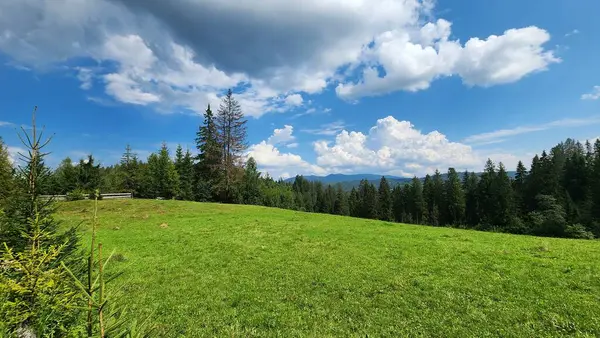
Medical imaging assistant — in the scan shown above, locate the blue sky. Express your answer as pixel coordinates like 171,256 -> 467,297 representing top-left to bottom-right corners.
0,0 -> 599,179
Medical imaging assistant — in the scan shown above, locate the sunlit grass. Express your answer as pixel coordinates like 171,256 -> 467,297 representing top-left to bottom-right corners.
56,199 -> 600,337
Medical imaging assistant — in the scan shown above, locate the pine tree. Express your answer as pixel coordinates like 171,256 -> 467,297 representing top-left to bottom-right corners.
513,160 -> 528,216
52,157 -> 78,194
174,146 -> 195,201
358,179 -> 378,219
462,171 -> 479,227
0,137 -> 14,203
242,157 -> 261,205
495,162 -> 514,229
562,143 -> 592,225
478,159 -> 497,228
422,174 -> 434,225
391,185 -> 404,222
78,154 -> 101,192
148,143 -> 180,199
348,187 -> 359,217
444,168 -> 465,225
377,177 -> 392,221
195,104 -> 222,201
323,184 -> 336,214
0,108 -> 82,335
410,177 -> 425,224
432,170 -> 445,224
120,144 -> 140,196
215,90 -> 248,202
592,139 -> 600,225
333,184 -> 349,216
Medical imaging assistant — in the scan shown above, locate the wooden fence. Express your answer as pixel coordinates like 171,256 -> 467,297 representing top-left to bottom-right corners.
40,192 -> 133,201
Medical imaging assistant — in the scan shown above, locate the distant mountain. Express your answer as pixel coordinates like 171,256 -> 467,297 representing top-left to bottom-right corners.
285,172 -> 516,191
284,173 -> 403,184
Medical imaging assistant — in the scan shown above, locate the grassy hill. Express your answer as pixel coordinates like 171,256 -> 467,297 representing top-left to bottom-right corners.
56,199 -> 600,337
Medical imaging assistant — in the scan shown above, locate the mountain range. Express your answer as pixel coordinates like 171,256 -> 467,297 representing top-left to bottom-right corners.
284,172 -> 516,191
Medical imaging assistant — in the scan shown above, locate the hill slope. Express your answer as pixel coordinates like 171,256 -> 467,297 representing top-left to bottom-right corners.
57,199 -> 600,337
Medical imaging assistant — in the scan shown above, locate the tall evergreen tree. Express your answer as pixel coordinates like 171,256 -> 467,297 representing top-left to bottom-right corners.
120,144 -> 140,196
377,177 -> 392,221
422,174 -> 434,225
463,171 -> 479,227
333,184 -> 349,216
348,187 -> 359,217
77,154 -> 101,192
52,157 -> 78,194
444,168 -> 465,225
410,177 -> 425,224
0,137 -> 14,203
215,90 -> 248,202
495,162 -> 515,229
391,185 -> 404,223
242,157 -> 261,205
195,104 -> 222,201
432,170 -> 445,225
174,145 -> 195,201
513,160 -> 528,216
358,179 -> 378,219
147,143 -> 180,199
477,159 -> 497,228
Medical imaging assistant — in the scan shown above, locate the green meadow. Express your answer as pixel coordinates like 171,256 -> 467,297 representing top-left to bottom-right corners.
57,199 -> 600,337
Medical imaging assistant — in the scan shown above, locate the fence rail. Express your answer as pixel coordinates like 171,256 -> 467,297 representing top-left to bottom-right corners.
39,193 -> 133,201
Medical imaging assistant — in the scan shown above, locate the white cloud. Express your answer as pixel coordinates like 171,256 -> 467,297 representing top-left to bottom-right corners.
313,116 -> 493,176
6,146 -> 26,164
246,141 -> 325,179
284,94 -> 303,106
301,120 -> 347,136
0,121 -> 15,127
0,0 -> 558,114
286,143 -> 299,149
267,125 -> 296,146
76,67 -> 93,90
565,29 -> 579,37
464,116 -> 600,145
337,23 -> 559,99
582,86 -> 600,100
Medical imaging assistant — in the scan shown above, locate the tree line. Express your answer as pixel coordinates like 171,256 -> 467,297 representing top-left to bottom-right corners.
2,93 -> 600,240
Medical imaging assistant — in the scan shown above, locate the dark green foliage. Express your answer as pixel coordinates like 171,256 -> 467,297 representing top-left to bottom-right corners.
175,145 -> 195,201
148,143 -> 180,199
0,109 -> 83,336
242,157 -> 261,205
0,137 -> 14,204
333,184 -> 349,216
195,104 -> 223,202
120,144 -> 141,196
77,154 -> 101,192
357,179 -> 378,219
444,168 -> 465,225
377,176 -> 392,221
463,171 -> 479,227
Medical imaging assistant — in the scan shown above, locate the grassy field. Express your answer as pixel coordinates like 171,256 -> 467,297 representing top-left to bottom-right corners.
56,199 -> 600,337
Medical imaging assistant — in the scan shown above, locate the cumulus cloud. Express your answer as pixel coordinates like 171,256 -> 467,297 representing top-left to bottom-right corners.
337,22 -> 559,99
247,141 -> 325,179
313,116 -> 492,176
267,125 -> 296,146
581,86 -> 600,100
284,94 -> 303,106
0,0 -> 558,114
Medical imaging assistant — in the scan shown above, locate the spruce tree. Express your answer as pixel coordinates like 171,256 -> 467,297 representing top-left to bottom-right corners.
422,174 -> 434,225
513,161 -> 528,216
391,185 -> 404,222
77,154 -> 101,192
444,168 -> 465,225
463,171 -> 479,227
358,179 -> 378,219
0,137 -> 14,203
348,187 -> 359,217
195,104 -> 222,201
215,90 -> 248,202
120,144 -> 140,196
242,157 -> 261,205
477,159 -> 497,228
324,184 -> 336,214
377,176 -> 392,221
52,157 -> 78,194
495,162 -> 515,229
148,143 -> 180,199
333,184 -> 349,216
432,170 -> 445,224
174,146 -> 195,201
410,177 -> 425,224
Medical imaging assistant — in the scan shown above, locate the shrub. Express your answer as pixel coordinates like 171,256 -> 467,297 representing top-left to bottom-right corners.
66,188 -> 86,201
565,224 -> 595,240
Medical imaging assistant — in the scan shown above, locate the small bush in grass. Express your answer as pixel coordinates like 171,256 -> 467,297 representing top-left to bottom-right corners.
565,224 -> 595,240
66,188 -> 86,201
